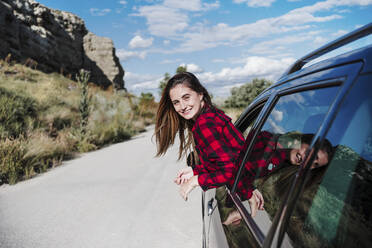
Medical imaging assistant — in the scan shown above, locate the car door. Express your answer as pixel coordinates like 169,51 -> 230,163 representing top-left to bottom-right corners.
202,102 -> 266,248
205,61 -> 364,248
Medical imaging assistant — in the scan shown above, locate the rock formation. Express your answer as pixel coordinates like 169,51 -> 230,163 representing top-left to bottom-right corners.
0,0 -> 125,89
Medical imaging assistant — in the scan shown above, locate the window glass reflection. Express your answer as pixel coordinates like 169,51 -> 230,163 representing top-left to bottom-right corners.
289,76 -> 372,248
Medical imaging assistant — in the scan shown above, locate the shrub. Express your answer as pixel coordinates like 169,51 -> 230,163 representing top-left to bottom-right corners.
138,92 -> 157,119
224,78 -> 272,109
0,87 -> 38,138
0,138 -> 27,184
76,69 -> 91,132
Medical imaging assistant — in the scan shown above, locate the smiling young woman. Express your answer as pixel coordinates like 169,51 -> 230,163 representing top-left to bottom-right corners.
154,72 -> 264,214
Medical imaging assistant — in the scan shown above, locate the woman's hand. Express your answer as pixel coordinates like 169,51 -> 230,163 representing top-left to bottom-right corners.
179,175 -> 199,201
174,167 -> 193,185
248,189 -> 265,217
222,210 -> 242,226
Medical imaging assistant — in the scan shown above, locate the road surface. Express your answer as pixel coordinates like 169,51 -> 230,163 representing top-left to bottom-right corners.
0,127 -> 202,248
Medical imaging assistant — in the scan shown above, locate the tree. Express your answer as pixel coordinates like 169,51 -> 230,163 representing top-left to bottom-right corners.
176,65 -> 187,73
158,65 -> 187,96
224,78 -> 272,109
158,72 -> 170,96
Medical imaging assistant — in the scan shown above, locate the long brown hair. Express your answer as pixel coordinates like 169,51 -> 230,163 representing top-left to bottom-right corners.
155,72 -> 212,159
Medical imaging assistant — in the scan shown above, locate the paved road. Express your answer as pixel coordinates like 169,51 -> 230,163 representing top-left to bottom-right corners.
0,127 -> 202,248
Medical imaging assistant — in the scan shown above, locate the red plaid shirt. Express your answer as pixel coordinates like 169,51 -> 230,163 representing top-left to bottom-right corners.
192,106 -> 245,191
236,131 -> 288,200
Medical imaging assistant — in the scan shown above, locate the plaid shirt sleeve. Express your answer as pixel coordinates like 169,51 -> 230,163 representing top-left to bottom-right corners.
236,131 -> 287,200
193,163 -> 209,175
193,114 -> 244,191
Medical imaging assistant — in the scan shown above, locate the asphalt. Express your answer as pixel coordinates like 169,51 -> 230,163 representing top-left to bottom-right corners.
0,127 -> 202,248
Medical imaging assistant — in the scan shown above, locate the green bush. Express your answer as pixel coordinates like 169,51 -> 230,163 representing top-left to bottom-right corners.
0,87 -> 38,138
224,78 -> 272,109
89,114 -> 134,147
0,138 -> 27,184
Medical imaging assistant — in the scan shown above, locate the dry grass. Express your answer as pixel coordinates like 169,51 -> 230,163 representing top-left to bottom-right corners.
221,107 -> 244,123
0,59 -> 156,184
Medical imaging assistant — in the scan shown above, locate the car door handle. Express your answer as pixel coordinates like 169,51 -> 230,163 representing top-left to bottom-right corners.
207,198 -> 216,216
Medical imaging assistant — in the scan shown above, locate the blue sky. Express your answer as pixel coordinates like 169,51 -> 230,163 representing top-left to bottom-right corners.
36,0 -> 372,97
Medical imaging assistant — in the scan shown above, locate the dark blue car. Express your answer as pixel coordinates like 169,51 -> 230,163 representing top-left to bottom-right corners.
203,23 -> 372,248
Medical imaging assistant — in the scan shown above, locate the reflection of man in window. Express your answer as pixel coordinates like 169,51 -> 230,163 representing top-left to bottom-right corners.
236,131 -> 333,202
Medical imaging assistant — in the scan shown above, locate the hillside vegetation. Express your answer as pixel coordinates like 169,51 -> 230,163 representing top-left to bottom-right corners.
0,59 -> 157,185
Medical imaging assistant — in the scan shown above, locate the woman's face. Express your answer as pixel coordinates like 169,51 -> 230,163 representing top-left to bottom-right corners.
289,143 -> 329,169
169,83 -> 204,120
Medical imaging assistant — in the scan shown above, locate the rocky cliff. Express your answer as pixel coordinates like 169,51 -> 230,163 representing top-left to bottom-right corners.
0,0 -> 125,89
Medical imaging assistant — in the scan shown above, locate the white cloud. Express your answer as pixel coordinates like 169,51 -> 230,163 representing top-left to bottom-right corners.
314,36 -> 328,44
337,9 -> 352,13
163,40 -> 170,45
289,0 -> 372,14
249,36 -> 306,54
164,0 -> 202,11
90,8 -> 111,16
180,63 -> 204,73
117,49 -> 147,61
125,72 -> 164,97
198,56 -> 295,88
272,110 -> 283,122
176,20 -> 312,53
133,5 -> 189,37
268,118 -> 285,133
163,0 -> 220,11
332,29 -> 348,37
133,0 -> 219,38
202,1 -> 220,11
129,35 -> 154,49
118,1 -> 127,5
233,0 -> 247,3
248,31 -> 321,55
233,0 -> 276,7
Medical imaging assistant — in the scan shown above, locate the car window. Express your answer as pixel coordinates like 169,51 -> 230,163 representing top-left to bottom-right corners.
228,85 -> 340,240
286,75 -> 372,248
234,103 -> 266,138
